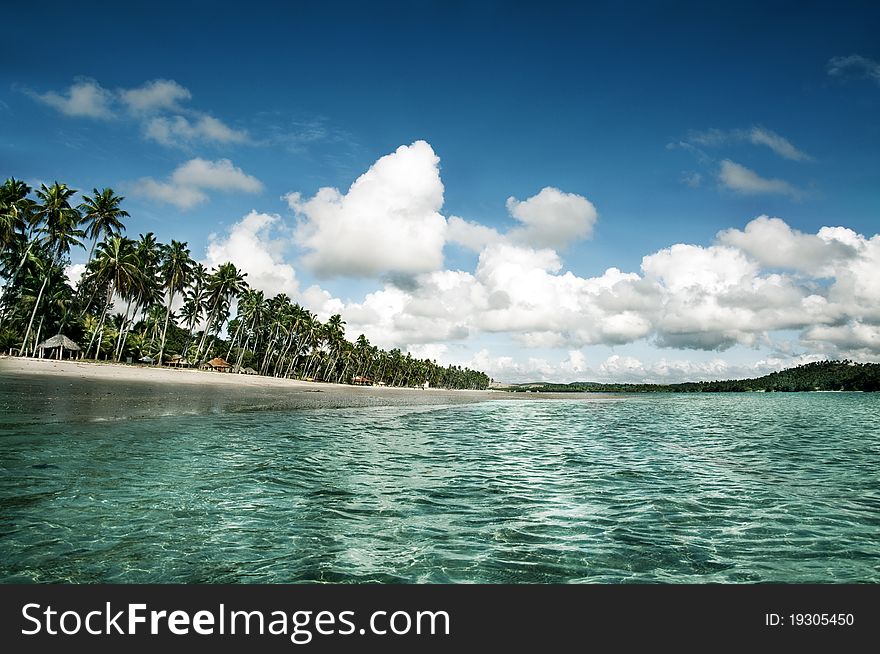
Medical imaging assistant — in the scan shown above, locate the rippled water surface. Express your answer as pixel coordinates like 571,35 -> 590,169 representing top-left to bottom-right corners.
1,390 -> 878,583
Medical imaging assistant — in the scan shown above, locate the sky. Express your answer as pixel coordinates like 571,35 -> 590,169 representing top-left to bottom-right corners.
2,0 -> 879,383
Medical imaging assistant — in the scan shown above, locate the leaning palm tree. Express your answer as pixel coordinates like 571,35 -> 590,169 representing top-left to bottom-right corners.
20,183 -> 84,354
156,240 -> 194,365
0,178 -> 34,262
194,262 -> 247,362
79,188 -> 129,266
84,235 -> 139,359
227,288 -> 264,366
323,313 -> 346,382
114,233 -> 161,360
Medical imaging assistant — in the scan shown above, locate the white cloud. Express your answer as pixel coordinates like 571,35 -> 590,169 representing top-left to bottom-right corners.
406,343 -> 449,361
119,79 -> 191,113
64,263 -> 87,287
718,159 -> 800,198
288,140 -> 447,278
466,349 -> 558,382
746,127 -> 812,162
28,78 -> 115,119
560,350 -> 587,374
684,126 -> 812,161
718,215 -> 856,273
827,54 -> 880,83
144,115 -> 248,146
133,158 -> 263,209
506,187 -> 597,249
26,77 -> 247,148
446,215 -> 505,252
204,211 -> 299,297
307,208 -> 880,362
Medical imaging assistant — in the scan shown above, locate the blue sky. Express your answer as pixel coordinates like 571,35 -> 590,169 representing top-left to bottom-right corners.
2,1 -> 879,382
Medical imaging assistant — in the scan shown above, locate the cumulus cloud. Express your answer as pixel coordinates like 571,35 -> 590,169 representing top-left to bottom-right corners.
446,215 -> 505,252
718,160 -> 800,198
827,54 -> 880,84
133,158 -> 263,209
119,79 -> 191,113
506,187 -> 597,249
717,215 -> 856,273
288,140 -> 447,278
204,211 -> 299,297
301,206 -> 879,364
27,78 -> 115,119
802,322 -> 880,352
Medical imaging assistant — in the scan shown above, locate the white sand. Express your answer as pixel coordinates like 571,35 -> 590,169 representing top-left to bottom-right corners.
0,356 -> 611,422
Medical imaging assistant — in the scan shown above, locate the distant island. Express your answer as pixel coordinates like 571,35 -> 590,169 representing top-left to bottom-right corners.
504,361 -> 880,393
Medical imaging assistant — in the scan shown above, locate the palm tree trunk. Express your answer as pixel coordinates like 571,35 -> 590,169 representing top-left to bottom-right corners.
156,290 -> 175,365
114,296 -> 134,361
259,324 -> 279,374
19,274 -> 49,356
32,315 -> 46,357
88,283 -> 114,359
195,299 -> 219,363
225,317 -> 244,363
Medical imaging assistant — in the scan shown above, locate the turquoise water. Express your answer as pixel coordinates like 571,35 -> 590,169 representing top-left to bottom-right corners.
1,388 -> 878,583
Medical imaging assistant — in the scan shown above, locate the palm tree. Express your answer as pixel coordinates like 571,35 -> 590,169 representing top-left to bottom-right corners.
323,314 -> 346,382
226,288 -> 264,366
156,240 -> 194,365
20,183 -> 84,354
195,262 -> 247,362
114,233 -> 161,360
84,235 -> 139,359
79,188 -> 129,265
0,178 -> 34,262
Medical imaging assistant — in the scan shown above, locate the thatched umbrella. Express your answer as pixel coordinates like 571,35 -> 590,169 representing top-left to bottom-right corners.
36,334 -> 81,360
168,354 -> 191,367
207,357 -> 232,372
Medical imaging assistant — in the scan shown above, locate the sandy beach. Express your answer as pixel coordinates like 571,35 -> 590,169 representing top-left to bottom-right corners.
0,356 -> 603,423
0,356 -> 504,421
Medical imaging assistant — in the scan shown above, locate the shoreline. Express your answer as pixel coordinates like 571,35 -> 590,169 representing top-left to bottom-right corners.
0,356 -> 613,423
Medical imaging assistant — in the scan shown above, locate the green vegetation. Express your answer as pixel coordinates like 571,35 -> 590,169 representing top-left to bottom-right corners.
0,177 -> 490,389
509,361 -> 880,393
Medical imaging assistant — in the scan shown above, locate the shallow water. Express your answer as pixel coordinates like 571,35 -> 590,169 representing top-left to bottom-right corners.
1,387 -> 878,583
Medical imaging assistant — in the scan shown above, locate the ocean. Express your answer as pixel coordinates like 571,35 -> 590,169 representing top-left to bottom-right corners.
1,381 -> 878,583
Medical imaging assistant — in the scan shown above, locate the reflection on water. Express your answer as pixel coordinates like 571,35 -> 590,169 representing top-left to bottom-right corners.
0,386 -> 878,583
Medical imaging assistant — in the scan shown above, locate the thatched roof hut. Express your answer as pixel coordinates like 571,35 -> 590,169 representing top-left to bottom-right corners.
351,376 -> 373,386
37,334 -> 81,359
37,334 -> 81,351
167,354 -> 191,367
206,357 -> 232,372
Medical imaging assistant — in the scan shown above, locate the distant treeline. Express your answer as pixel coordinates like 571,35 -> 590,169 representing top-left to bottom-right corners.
509,361 -> 880,393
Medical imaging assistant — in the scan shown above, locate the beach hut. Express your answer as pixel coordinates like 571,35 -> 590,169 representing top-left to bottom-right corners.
351,376 -> 373,386
206,357 -> 232,372
167,354 -> 191,368
242,367 -> 259,375
138,356 -> 155,364
36,334 -> 81,360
